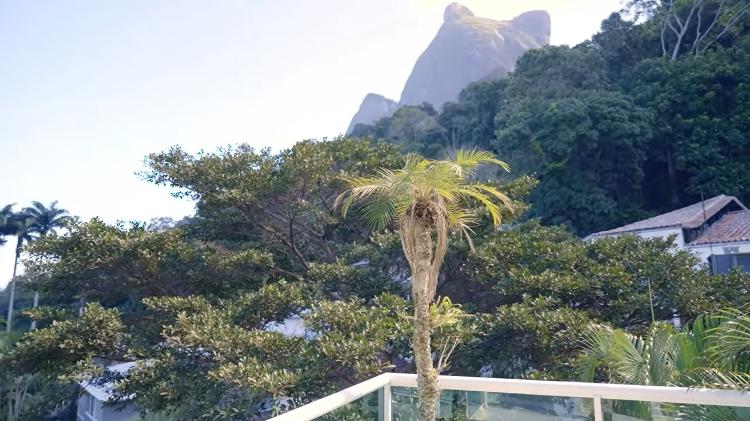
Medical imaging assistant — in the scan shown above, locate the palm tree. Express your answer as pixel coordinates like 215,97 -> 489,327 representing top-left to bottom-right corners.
4,213 -> 35,333
0,204 -> 16,246
22,201 -> 71,238
21,201 -> 70,330
578,314 -> 750,419
336,150 -> 512,420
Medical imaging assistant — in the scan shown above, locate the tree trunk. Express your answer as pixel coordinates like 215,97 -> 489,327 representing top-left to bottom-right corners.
404,217 -> 440,421
5,239 -> 21,333
30,293 -> 39,330
414,276 -> 439,420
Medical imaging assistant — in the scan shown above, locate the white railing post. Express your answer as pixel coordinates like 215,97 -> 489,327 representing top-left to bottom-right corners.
378,382 -> 392,421
593,395 -> 603,421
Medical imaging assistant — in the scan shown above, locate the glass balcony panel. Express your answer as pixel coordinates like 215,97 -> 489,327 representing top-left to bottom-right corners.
602,399 -> 750,420
313,389 -> 381,420
392,386 -> 594,420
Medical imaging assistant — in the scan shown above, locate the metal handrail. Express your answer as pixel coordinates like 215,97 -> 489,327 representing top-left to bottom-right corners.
268,373 -> 391,421
268,373 -> 750,421
391,374 -> 750,407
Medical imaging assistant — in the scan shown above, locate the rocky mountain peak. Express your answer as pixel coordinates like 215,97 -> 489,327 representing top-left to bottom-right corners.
444,3 -> 474,23
346,93 -> 399,134
346,5 -> 551,133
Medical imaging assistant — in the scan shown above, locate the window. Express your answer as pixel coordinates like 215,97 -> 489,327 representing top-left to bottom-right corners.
710,253 -> 750,274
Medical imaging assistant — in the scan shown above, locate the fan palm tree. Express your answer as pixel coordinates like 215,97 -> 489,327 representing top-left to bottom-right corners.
336,150 -> 512,420
21,201 -> 70,330
578,314 -> 750,419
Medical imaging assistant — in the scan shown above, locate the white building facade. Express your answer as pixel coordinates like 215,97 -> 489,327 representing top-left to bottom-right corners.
77,362 -> 138,421
587,195 -> 750,274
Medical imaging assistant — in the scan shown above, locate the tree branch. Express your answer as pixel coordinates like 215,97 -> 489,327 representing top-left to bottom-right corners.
701,1 -> 750,53
694,0 -> 726,54
671,0 -> 701,59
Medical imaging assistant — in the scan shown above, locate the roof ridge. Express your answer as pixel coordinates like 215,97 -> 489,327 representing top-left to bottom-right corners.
588,194 -> 744,238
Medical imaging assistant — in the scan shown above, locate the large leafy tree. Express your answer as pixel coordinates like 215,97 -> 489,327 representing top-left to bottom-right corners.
143,138 -> 403,273
494,45 -> 653,234
114,287 -> 415,419
1,303 -> 124,421
337,150 -> 512,420
625,40 -> 750,210
438,78 -> 508,154
24,219 -> 275,307
467,221 -> 750,327
453,298 -> 592,380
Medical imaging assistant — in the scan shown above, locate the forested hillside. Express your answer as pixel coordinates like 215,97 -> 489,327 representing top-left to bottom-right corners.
351,1 -> 750,234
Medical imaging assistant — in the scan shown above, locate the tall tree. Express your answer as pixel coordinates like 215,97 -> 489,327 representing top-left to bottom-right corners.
0,205 -> 14,247
21,201 -> 70,330
626,0 -> 750,59
4,213 -> 35,333
337,150 -> 512,420
24,219 -> 275,306
144,138 -> 403,273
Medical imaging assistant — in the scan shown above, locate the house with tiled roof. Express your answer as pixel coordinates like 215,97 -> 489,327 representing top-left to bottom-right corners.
587,195 -> 750,274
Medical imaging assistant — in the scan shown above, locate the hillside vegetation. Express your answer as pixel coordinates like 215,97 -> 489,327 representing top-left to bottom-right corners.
352,1 -> 750,235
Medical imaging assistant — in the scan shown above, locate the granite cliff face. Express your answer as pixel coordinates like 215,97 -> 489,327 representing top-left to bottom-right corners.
346,93 -> 400,134
400,4 -> 550,106
346,3 -> 550,133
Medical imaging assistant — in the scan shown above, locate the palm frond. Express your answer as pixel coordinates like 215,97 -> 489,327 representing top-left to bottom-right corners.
708,309 -> 750,370
578,324 -> 615,381
678,403 -> 742,421
337,149 -> 512,242
455,188 -> 503,226
360,196 -> 396,231
646,322 -> 681,385
335,176 -> 389,217
679,368 -> 750,390
445,149 -> 511,178
609,329 -> 651,385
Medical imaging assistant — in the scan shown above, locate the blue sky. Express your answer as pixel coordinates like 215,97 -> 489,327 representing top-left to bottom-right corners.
0,0 -> 621,287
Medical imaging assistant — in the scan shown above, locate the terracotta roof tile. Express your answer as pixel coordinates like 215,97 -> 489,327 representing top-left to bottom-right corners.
690,210 -> 750,245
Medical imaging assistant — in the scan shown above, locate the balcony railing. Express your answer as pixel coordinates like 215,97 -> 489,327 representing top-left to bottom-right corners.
268,373 -> 750,420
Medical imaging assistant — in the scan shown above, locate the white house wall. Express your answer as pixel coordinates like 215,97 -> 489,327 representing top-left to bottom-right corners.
632,227 -> 686,247
77,393 -> 138,421
597,227 -> 684,247
687,241 -> 750,263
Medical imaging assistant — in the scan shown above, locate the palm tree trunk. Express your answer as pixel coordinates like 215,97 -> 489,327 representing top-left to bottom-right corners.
5,239 -> 21,333
407,219 -> 440,421
413,282 -> 439,420
30,292 -> 39,330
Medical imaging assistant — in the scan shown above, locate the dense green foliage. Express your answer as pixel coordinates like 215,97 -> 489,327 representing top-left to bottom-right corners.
352,2 -> 750,235
3,4 -> 750,419
5,137 -> 750,420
